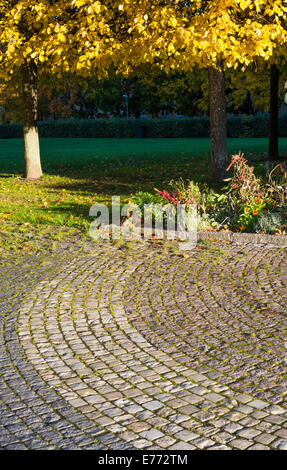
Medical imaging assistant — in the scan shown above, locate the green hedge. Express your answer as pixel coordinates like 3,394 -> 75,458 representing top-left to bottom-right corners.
1,114 -> 287,138
0,122 -> 22,138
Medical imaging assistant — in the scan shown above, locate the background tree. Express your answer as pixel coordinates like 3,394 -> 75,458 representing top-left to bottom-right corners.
269,64 -> 280,161
208,63 -> 229,181
127,0 -> 287,180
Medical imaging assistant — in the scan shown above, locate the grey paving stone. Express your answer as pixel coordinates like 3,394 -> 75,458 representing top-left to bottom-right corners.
174,430 -> 198,442
192,437 -> 216,449
249,400 -> 269,410
143,400 -> 164,411
169,442 -> 196,450
223,422 -> 243,433
140,429 -> 164,440
230,438 -> 253,450
272,439 -> 287,450
248,444 -> 270,450
237,428 -> 261,439
254,433 -> 276,445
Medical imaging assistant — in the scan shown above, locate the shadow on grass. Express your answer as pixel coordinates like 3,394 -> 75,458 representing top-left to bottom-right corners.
45,162 -> 213,197
45,178 -> 133,197
41,201 -> 97,220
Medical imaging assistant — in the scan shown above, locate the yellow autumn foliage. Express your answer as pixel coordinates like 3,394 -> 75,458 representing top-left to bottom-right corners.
0,1 -> 286,80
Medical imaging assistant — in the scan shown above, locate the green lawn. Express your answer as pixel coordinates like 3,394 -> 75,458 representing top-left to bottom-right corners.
1,137 -> 287,175
0,137 -> 286,254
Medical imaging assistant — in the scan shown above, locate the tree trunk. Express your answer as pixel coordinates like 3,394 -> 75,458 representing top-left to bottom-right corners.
268,64 -> 279,162
208,64 -> 229,183
22,60 -> 42,180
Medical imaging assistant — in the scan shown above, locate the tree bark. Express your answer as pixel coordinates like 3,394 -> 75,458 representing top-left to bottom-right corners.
208,64 -> 229,183
268,64 -> 279,162
21,60 -> 42,180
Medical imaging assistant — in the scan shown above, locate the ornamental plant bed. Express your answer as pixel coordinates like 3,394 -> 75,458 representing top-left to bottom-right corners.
132,154 -> 287,236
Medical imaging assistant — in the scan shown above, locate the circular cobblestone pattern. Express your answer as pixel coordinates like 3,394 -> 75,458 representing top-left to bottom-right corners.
0,240 -> 287,450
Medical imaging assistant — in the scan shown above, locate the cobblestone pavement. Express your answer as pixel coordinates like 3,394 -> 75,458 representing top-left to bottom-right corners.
0,240 -> 287,450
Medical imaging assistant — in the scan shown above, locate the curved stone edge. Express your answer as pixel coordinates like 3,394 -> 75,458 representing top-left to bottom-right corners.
197,231 -> 287,246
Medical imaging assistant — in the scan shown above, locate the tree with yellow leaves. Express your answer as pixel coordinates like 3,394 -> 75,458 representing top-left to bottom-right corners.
0,1 -> 124,179
122,0 -> 287,180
